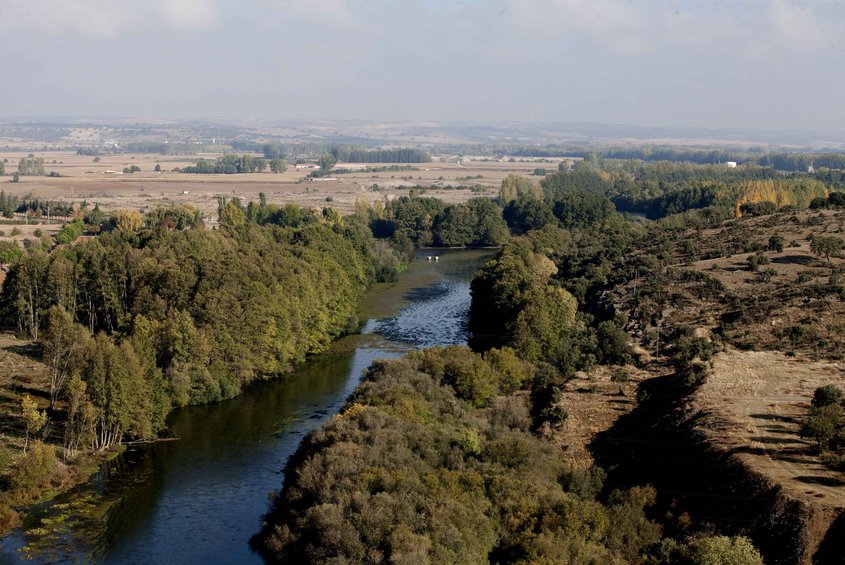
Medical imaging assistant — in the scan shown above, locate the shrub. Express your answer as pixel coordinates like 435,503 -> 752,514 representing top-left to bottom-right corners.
459,428 -> 481,456
489,396 -> 531,431
255,351 -> 664,564
55,219 -> 84,244
672,330 -> 714,370
0,241 -> 22,264
540,404 -> 568,427
756,268 -> 777,282
597,319 -> 633,364
812,384 -> 844,408
442,353 -> 499,408
10,441 -> 57,491
611,369 -> 630,383
484,347 -> 533,394
802,404 -> 844,451
740,201 -> 777,216
688,535 -> 764,565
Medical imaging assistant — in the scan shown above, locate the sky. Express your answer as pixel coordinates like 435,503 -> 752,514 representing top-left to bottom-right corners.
1,0 -> 844,130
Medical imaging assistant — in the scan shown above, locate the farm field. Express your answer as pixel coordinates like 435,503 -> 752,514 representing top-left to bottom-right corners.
0,151 -> 555,217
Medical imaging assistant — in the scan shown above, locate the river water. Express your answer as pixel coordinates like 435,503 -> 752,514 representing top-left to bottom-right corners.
0,249 -> 493,564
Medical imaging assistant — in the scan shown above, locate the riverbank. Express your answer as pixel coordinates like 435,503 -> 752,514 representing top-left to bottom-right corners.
0,332 -> 118,533
0,248 -> 493,563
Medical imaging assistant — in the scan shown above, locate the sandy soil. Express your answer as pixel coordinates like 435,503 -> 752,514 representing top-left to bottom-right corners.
694,350 -> 845,506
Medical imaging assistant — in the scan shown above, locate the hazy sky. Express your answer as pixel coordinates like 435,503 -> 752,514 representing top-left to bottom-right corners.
2,0 -> 844,130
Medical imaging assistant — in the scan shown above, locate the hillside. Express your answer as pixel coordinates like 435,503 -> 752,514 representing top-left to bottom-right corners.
595,208 -> 845,564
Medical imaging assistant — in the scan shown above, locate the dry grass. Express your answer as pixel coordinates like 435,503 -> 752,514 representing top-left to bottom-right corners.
615,209 -> 845,359
693,349 -> 845,506
546,364 -> 656,469
0,332 -> 51,458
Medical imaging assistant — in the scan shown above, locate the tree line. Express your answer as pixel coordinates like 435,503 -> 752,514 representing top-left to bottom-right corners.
328,144 -> 431,163
17,157 -> 46,176
0,204 -> 385,456
370,195 -> 509,248
0,192 -> 75,219
534,160 -> 834,221
126,142 -> 233,154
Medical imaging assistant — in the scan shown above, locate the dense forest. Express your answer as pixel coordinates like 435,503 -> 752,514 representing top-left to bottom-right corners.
179,146 -> 428,174
254,347 -> 762,564
371,195 -> 509,247
0,199 -> 417,495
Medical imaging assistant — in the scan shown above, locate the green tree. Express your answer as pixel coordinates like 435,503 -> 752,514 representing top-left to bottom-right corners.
319,154 -> 337,172
502,195 -> 555,235
810,235 -> 844,265
85,202 -> 104,225
435,204 -> 476,246
63,374 -> 96,459
263,144 -> 283,159
596,318 -> 632,364
484,347 -> 532,393
269,158 -> 287,173
802,403 -> 844,451
11,441 -> 57,490
12,249 -> 49,339
499,174 -> 541,203
218,197 -> 246,228
467,197 -> 509,246
79,335 -> 157,450
812,384 -> 844,408
113,210 -> 143,233
768,234 -> 784,253
42,306 -> 87,407
17,156 -> 45,176
552,191 -> 617,229
21,395 -> 47,454
0,241 -> 22,264
514,285 -> 578,365
688,535 -> 764,565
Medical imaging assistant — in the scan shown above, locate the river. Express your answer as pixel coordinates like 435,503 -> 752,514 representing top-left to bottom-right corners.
0,248 -> 493,564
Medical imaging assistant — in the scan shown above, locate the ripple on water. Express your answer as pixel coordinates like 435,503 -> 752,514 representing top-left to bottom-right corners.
375,280 -> 471,348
